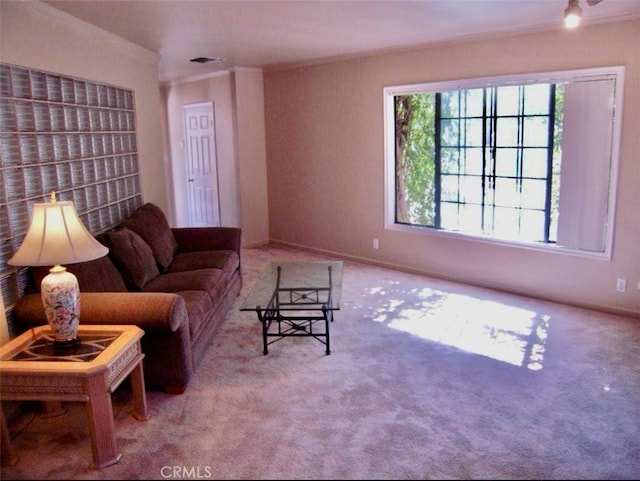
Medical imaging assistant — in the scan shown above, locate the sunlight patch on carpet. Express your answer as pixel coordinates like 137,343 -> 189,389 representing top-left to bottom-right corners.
380,289 -> 549,370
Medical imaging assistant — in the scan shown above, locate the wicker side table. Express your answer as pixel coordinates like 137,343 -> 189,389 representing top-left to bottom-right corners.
0,324 -> 149,469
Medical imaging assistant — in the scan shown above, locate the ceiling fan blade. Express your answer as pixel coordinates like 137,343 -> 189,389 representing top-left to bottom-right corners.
586,0 -> 605,6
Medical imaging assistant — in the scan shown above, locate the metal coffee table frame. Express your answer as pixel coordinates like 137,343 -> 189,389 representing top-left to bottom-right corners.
241,261 -> 343,355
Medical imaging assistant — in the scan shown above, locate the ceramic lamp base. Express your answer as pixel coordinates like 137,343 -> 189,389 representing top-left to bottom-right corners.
41,265 -> 81,345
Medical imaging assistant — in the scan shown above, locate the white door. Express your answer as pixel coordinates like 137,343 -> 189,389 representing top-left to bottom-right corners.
183,102 -> 220,227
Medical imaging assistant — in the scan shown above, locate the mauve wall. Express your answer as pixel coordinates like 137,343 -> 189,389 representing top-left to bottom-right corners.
232,69 -> 270,247
0,1 -> 169,214
264,19 -> 640,316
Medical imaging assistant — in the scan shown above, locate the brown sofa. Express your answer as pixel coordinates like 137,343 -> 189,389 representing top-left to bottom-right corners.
13,203 -> 242,394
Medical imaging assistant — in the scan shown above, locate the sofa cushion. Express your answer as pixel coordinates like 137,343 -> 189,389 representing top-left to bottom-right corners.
30,256 -> 127,293
166,250 -> 240,279
103,227 -> 160,290
142,268 -> 225,295
123,203 -> 178,271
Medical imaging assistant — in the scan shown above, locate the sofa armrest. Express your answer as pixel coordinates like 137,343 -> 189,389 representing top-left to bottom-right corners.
171,227 -> 241,254
14,292 -> 188,333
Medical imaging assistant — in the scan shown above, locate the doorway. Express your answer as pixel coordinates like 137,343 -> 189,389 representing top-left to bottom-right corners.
183,101 -> 220,227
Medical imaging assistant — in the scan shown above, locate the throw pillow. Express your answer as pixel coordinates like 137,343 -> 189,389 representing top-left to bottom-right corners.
103,227 -> 160,290
122,203 -> 178,271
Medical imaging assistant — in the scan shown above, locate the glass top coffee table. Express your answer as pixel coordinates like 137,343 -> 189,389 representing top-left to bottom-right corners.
240,261 -> 343,355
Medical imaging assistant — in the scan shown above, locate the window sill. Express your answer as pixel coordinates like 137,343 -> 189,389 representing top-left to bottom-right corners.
385,222 -> 612,261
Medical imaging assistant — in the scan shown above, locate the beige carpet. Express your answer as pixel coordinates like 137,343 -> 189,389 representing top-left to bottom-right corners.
2,244 -> 639,480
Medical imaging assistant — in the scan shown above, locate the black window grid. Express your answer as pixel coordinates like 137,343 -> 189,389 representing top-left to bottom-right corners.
434,85 -> 557,242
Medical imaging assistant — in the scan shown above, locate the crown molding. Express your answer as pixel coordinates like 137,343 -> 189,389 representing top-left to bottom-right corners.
264,15 -> 640,74
228,67 -> 263,74
161,68 -> 232,87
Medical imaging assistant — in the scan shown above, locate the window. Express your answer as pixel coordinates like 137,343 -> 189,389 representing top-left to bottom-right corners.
384,67 -> 624,258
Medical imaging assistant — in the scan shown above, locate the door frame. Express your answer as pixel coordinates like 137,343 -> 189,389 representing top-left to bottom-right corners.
182,100 -> 221,227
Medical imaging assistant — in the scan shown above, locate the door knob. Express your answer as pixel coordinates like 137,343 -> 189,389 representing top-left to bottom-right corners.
188,178 -> 194,182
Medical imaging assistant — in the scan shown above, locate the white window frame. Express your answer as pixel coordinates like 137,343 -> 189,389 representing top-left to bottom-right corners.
383,66 -> 625,260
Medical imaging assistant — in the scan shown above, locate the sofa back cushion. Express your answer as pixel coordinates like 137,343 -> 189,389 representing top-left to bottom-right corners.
122,203 -> 178,271
30,255 -> 128,293
102,227 -> 160,290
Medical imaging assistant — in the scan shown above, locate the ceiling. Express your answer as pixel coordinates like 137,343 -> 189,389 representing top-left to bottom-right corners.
42,0 -> 640,84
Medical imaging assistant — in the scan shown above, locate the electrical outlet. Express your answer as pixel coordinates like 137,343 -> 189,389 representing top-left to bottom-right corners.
616,278 -> 627,293
373,238 -> 379,249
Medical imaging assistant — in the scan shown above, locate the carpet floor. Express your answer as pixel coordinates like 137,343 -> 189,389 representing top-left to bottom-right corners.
1,244 -> 639,480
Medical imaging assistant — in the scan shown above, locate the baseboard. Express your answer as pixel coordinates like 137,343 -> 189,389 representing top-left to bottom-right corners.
241,239 -> 270,249
267,239 -> 640,320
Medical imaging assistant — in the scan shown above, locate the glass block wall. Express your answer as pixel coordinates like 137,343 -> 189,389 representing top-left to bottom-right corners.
0,63 -> 143,336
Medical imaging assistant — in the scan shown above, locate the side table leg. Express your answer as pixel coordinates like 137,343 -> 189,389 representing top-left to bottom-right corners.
130,361 -> 150,421
84,373 -> 121,469
1,409 -> 19,466
41,401 -> 66,418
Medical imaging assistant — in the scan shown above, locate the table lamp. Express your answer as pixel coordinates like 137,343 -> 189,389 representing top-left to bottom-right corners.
8,192 -> 108,349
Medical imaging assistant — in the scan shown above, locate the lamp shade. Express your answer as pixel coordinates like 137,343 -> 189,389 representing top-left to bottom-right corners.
7,196 -> 108,347
8,199 -> 108,267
